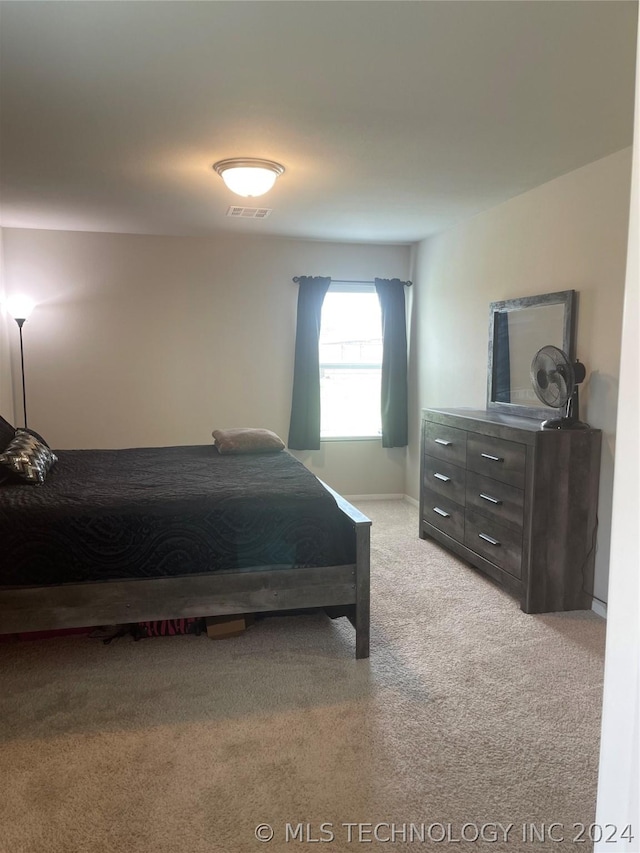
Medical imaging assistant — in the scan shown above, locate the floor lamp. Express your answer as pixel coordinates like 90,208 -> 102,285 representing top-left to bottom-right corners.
6,295 -> 35,429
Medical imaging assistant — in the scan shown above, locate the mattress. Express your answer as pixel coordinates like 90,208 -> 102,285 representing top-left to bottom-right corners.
0,445 -> 356,587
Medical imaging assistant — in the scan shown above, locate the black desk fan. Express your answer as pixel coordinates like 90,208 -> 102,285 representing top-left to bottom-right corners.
530,345 -> 590,429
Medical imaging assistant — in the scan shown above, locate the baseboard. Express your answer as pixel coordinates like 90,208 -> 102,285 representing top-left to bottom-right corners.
591,598 -> 607,619
342,494 -> 420,506
343,493 -> 405,502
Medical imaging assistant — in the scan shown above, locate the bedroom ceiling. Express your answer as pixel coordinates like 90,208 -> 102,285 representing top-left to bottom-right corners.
0,1 -> 637,244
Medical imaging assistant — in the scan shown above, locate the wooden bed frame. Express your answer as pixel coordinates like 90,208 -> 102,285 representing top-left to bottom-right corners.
0,483 -> 371,659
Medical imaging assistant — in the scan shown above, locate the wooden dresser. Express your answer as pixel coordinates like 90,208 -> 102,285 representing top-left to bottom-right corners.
419,408 -> 601,613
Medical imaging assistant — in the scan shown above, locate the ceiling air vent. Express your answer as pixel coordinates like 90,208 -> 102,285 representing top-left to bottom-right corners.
226,206 -> 272,219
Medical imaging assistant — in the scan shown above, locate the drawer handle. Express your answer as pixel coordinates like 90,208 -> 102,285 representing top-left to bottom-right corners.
433,472 -> 451,482
478,532 -> 501,546
479,493 -> 502,505
480,452 -> 504,463
433,507 -> 450,518
434,438 -> 452,446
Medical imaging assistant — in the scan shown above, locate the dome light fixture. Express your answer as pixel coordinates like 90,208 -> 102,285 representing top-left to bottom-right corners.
213,158 -> 285,198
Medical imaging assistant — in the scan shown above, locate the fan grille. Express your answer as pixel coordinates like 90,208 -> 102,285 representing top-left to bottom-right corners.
530,345 -> 574,408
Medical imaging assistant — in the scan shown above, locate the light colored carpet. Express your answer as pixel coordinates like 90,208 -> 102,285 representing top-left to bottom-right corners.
0,500 -> 606,853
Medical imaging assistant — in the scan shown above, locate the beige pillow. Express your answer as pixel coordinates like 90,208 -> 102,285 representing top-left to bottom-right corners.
212,428 -> 285,454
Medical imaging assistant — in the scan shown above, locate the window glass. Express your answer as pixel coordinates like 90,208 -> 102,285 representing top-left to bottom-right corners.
319,288 -> 382,438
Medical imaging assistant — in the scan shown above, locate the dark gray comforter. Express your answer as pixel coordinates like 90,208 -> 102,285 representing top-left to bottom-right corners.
0,446 -> 355,587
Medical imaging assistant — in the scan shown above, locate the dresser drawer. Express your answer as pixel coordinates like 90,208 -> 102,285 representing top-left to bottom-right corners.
422,488 -> 465,542
466,434 -> 526,489
465,471 -> 524,531
464,508 -> 523,578
424,455 -> 466,505
423,421 -> 467,467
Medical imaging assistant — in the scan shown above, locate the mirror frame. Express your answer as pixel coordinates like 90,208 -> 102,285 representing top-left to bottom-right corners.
487,289 -> 577,419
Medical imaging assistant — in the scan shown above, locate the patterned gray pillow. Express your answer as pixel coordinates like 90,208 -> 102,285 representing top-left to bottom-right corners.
0,431 -> 58,484
0,414 -> 15,452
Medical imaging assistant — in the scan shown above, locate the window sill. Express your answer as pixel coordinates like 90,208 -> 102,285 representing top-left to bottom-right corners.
320,436 -> 382,442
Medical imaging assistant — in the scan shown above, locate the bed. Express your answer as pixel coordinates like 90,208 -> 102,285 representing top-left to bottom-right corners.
0,442 -> 371,658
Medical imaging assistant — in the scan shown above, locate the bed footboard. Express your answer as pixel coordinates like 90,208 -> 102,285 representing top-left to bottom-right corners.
320,484 -> 371,659
0,489 -> 371,658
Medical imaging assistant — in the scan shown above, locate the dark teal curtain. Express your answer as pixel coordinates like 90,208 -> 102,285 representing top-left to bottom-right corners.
287,276 -> 331,450
375,278 -> 408,448
494,312 -> 511,403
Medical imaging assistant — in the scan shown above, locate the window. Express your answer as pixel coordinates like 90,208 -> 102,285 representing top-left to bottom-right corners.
319,285 -> 382,438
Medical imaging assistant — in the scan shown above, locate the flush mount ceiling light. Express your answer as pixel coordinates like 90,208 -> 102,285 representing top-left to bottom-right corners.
212,158 -> 285,198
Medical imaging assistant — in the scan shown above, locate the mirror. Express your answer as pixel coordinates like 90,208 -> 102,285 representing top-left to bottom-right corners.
487,290 -> 577,419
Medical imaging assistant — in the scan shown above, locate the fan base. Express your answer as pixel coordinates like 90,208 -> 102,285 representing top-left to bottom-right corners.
541,417 -> 590,430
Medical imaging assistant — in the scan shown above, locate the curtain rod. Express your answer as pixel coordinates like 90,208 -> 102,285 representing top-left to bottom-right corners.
292,277 -> 412,286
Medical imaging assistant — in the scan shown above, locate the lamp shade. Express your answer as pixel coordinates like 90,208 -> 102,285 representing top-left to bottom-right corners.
213,158 -> 285,198
6,295 -> 35,322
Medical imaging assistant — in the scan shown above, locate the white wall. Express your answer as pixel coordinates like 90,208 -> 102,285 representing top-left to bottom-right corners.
595,19 -> 639,847
0,229 -> 15,421
408,148 -> 633,604
1,229 -> 410,496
